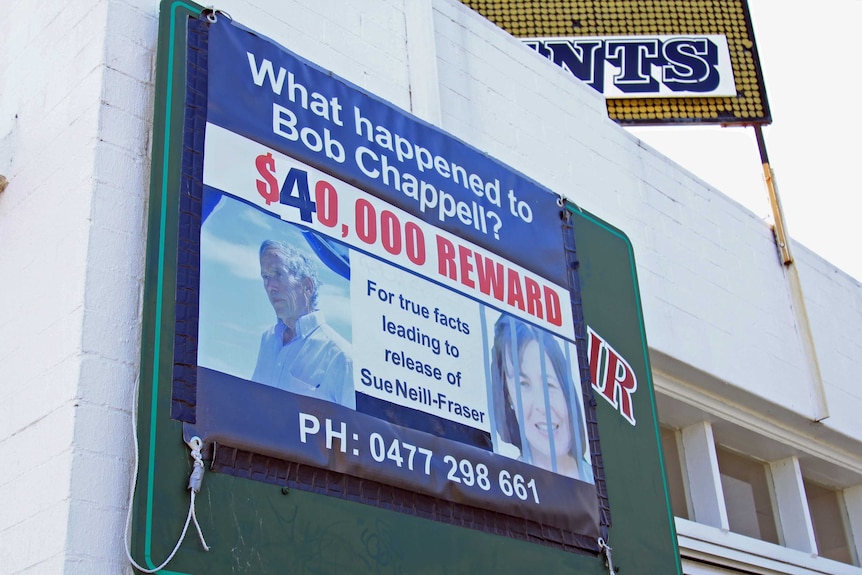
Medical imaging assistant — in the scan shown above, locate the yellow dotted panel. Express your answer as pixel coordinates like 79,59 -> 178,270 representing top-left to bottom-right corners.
459,0 -> 771,125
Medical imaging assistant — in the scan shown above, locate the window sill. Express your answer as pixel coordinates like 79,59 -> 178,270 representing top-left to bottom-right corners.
675,517 -> 861,575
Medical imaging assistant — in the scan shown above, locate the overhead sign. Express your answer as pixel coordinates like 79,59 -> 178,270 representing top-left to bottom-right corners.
460,0 -> 771,126
132,3 -> 682,574
524,35 -> 736,98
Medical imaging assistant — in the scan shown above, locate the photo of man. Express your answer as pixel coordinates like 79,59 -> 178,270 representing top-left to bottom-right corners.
251,239 -> 355,409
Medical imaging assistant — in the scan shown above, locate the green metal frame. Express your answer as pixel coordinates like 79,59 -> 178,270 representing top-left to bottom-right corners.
130,3 -> 682,573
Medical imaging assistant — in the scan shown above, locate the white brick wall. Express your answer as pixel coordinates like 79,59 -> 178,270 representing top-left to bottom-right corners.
1,0 -> 105,570
0,0 -> 155,571
797,245 -> 862,440
1,0 -> 860,572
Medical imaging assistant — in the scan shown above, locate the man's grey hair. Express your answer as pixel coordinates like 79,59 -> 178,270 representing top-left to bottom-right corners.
259,240 -> 321,310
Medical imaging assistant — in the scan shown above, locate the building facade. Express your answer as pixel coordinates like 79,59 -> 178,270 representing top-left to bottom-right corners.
1,0 -> 861,573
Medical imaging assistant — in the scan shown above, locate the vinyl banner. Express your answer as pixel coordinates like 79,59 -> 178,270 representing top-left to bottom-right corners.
188,17 -> 600,537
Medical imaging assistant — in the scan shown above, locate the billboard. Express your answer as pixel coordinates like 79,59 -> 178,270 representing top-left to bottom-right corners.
130,3 -> 681,574
462,0 -> 771,126
524,35 -> 737,98
176,7 -> 602,542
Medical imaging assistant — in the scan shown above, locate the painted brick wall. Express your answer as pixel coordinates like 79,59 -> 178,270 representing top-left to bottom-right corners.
1,0 -> 860,572
796,245 -> 862,441
0,0 -> 155,571
1,0 -> 108,571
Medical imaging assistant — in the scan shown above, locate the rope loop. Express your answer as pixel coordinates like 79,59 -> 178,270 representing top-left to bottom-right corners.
203,7 -> 233,23
125,429 -> 211,573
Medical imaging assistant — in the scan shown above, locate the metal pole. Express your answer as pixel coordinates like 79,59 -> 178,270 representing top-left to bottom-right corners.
754,124 -> 793,264
753,125 -> 829,421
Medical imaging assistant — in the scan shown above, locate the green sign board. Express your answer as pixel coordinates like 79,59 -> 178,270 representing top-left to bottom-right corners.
129,2 -> 681,573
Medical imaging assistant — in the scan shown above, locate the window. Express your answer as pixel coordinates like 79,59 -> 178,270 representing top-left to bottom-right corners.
660,426 -> 689,519
716,447 -> 779,544
804,480 -> 855,565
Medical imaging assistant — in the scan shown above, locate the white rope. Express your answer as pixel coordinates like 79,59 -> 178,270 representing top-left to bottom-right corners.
598,537 -> 615,574
186,437 -> 211,551
124,374 -> 210,573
